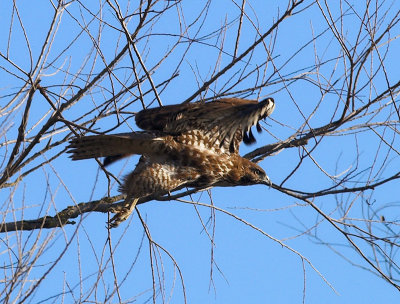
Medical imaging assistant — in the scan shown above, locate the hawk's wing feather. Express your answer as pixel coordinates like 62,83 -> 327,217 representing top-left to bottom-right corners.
135,98 -> 275,153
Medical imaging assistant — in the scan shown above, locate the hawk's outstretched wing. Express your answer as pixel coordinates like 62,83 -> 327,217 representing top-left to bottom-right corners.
68,97 -> 275,165
135,98 -> 275,153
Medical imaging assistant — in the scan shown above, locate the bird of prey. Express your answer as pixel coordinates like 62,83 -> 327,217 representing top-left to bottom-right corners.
67,97 -> 275,227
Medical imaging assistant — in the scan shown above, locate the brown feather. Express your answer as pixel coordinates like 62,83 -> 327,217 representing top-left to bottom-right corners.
67,132 -> 170,161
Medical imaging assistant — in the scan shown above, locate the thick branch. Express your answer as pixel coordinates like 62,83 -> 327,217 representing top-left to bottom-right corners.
0,186 -> 207,232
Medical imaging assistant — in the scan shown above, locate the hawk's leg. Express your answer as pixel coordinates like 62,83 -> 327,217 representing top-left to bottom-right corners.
108,197 -> 139,228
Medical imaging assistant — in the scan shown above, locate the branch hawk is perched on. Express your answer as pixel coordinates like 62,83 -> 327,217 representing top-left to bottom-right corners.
68,97 -> 275,227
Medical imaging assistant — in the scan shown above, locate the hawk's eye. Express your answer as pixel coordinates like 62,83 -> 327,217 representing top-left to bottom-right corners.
251,167 -> 265,177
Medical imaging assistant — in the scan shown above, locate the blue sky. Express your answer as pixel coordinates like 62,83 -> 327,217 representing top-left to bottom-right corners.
1,0 -> 400,303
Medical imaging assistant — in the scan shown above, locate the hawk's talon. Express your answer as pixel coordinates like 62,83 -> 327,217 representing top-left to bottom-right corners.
107,198 -> 139,228
108,209 -> 131,228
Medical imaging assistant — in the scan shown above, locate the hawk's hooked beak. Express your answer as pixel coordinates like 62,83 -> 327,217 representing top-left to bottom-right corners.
261,175 -> 272,187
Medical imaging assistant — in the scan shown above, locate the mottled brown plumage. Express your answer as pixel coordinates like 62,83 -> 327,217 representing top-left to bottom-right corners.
67,97 -> 275,227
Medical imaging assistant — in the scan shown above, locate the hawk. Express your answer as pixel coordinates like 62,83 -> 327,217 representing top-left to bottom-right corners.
67,97 -> 275,227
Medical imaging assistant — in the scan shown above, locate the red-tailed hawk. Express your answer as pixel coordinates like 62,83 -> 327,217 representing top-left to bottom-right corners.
68,97 -> 275,227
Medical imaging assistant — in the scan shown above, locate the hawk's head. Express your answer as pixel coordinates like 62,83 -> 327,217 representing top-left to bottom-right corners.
238,160 -> 271,186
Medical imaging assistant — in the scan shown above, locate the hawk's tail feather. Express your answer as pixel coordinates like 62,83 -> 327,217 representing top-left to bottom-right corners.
67,132 -> 163,164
